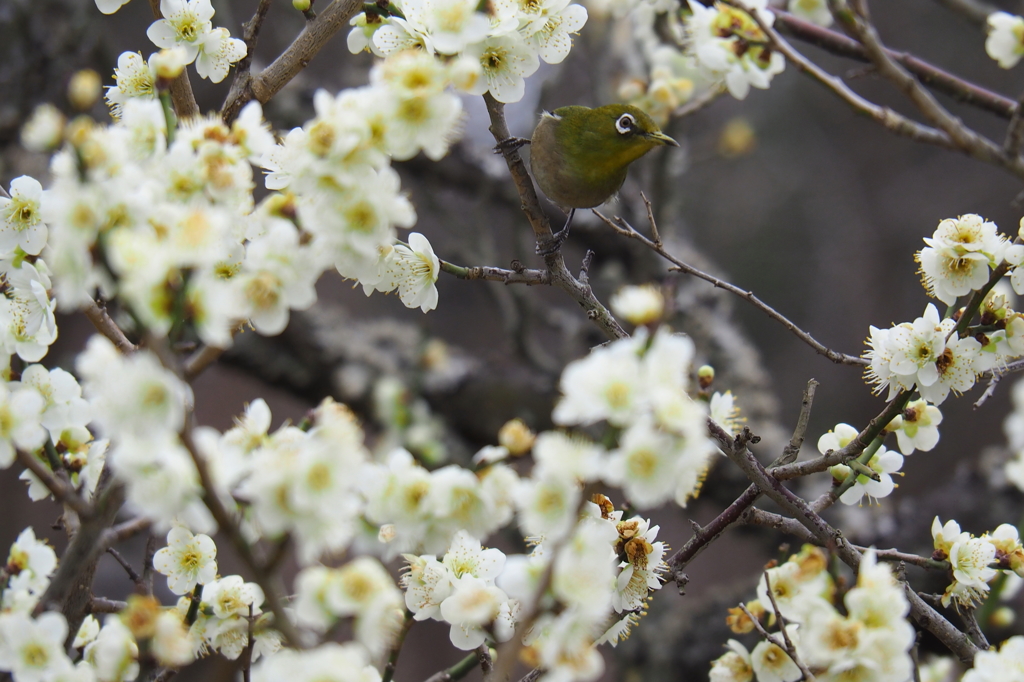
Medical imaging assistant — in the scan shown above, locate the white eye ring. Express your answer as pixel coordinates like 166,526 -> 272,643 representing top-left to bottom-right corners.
615,113 -> 635,135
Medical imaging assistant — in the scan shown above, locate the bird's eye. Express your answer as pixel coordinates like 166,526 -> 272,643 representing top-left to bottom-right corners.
615,113 -> 636,135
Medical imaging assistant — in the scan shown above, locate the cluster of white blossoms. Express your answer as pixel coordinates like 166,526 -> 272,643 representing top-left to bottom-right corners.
293,556 -> 404,656
348,0 -> 588,103
552,326 -> 716,509
711,546 -> 915,682
684,0 -> 786,100
863,214 -> 1024,405
931,517 -> 1024,608
96,0 -> 246,84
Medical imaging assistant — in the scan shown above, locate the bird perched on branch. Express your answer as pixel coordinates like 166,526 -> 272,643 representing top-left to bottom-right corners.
498,104 -> 678,251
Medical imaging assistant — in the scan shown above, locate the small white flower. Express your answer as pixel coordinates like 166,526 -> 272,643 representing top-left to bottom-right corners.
0,176 -> 48,256
830,445 -> 903,506
153,526 -> 218,595
383,232 -> 440,312
0,383 -> 47,468
463,33 -> 541,103
20,104 -> 66,152
891,399 -> 942,455
73,615 -> 101,649
195,27 -> 247,83
146,0 -> 217,63
987,12 -> 1024,69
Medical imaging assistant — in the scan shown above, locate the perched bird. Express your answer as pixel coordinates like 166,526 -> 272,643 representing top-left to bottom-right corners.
500,104 -> 678,249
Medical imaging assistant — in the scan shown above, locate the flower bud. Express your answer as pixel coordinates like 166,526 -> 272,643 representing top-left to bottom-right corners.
697,365 -> 715,390
498,418 -> 535,456
68,69 -> 102,111
293,0 -> 311,10
20,103 -> 66,152
152,47 -> 189,82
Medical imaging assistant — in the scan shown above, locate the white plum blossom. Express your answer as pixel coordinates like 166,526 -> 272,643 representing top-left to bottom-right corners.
146,0 -> 217,64
0,382 -> 46,468
382,232 -> 440,312
889,399 -> 942,455
463,33 -> 541,103
685,0 -> 786,100
987,12 -> 1024,69
105,52 -> 157,117
0,612 -> 72,682
95,0 -> 133,13
194,27 -> 246,83
829,445 -> 903,506
153,526 -> 218,595
0,176 -> 48,256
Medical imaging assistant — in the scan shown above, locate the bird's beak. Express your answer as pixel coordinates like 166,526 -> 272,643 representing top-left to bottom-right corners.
646,131 -> 679,147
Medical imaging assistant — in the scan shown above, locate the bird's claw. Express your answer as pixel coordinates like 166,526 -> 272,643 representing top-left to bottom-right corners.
493,137 -> 530,155
535,208 -> 575,256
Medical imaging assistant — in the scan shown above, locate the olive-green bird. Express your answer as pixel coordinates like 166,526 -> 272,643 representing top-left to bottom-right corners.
499,104 -> 678,249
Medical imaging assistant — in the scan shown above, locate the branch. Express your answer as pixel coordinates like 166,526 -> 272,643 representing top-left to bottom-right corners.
382,612 -> 414,682
88,597 -> 127,614
827,0 -> 1024,180
183,344 -> 224,380
422,651 -> 480,682
222,0 -> 363,121
667,379 -> 818,584
15,449 -> 92,517
592,209 -> 864,365
83,299 -> 137,354
35,467 -> 126,648
903,586 -> 980,664
774,11 -> 1015,119
484,94 -> 627,341
101,517 -> 153,548
931,0 -> 998,26
439,259 -> 552,285
758,573 -> 816,681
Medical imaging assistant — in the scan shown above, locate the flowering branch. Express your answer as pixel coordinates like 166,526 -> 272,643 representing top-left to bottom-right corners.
748,573 -> 816,681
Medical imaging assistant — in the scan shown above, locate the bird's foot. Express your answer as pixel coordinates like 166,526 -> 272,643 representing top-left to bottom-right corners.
536,209 -> 574,256
493,137 -> 530,154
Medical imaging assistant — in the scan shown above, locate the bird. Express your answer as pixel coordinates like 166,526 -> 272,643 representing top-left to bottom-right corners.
497,104 -> 678,252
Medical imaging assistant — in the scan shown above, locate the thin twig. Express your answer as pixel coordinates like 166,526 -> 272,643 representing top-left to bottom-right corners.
382,612 -> 414,682
673,85 -> 725,118
775,11 -> 1014,118
931,0 -> 998,26
83,300 -> 136,354
826,0 -> 1024,181
592,210 -> 865,365
779,379 -> 818,465
179,424 -> 302,645
422,651 -> 480,682
106,547 -> 143,585
1005,91 -> 1024,157
101,517 -> 153,548
761,572 -> 816,681
738,602 -> 814,681
959,606 -> 991,649
439,260 -> 552,285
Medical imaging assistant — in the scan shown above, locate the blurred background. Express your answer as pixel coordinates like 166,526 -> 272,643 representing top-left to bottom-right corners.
2,0 -> 1024,679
